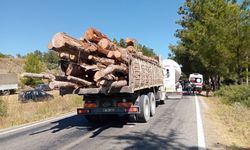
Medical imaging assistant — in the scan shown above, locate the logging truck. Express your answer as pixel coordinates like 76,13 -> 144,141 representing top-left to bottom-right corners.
23,28 -> 165,123
59,55 -> 163,123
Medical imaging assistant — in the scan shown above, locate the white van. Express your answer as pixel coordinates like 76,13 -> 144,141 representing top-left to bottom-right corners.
189,73 -> 203,93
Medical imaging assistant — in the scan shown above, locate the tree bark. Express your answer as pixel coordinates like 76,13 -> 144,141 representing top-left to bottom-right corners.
49,81 -> 78,89
98,38 -> 111,49
67,75 -> 92,86
81,28 -> 109,43
50,32 -> 97,53
66,63 -> 85,77
100,80 -> 127,88
21,73 -> 55,80
88,55 -> 115,66
125,38 -> 136,46
94,64 -> 128,81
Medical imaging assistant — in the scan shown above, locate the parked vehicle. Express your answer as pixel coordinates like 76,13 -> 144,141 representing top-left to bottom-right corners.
189,73 -> 203,94
18,89 -> 54,102
0,73 -> 18,95
35,84 -> 52,91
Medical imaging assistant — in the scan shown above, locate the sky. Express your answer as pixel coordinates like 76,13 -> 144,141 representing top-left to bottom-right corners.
0,0 -> 185,59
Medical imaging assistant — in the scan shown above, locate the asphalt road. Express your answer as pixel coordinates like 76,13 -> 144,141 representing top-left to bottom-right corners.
0,95 -> 203,150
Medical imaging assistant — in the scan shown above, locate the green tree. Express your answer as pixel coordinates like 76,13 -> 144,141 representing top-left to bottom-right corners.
115,38 -> 157,57
170,0 -> 249,89
24,53 -> 44,73
137,43 -> 156,57
119,38 -> 126,48
0,52 -> 7,58
43,50 -> 59,70
23,52 -> 45,85
113,38 -> 118,45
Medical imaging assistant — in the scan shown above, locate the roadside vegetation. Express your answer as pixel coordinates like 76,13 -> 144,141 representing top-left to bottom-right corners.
21,50 -> 59,86
0,97 -> 7,117
215,85 -> 250,107
203,96 -> 250,149
170,0 -> 250,90
171,0 -> 249,148
0,92 -> 82,129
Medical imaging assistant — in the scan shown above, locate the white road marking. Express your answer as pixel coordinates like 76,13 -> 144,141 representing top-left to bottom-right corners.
195,95 -> 206,150
0,112 -> 76,136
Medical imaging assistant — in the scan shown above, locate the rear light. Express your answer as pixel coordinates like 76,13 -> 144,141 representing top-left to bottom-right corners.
117,102 -> 133,108
127,107 -> 139,113
77,109 -> 89,114
84,102 -> 97,108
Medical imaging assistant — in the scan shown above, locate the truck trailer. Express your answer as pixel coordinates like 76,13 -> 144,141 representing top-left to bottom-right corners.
0,73 -> 18,95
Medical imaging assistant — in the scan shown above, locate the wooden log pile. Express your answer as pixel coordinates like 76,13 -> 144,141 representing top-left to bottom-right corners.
46,28 -> 159,89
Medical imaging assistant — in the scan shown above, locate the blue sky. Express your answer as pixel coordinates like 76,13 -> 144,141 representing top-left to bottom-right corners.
0,0 -> 184,59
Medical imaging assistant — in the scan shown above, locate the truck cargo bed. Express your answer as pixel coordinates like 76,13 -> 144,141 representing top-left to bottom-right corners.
60,56 -> 163,95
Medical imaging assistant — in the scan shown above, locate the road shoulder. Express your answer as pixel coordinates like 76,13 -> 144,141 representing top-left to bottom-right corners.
199,95 -> 250,149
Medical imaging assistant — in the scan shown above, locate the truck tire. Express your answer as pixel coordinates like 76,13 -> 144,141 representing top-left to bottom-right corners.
2,90 -> 10,95
136,95 -> 150,122
148,92 -> 156,116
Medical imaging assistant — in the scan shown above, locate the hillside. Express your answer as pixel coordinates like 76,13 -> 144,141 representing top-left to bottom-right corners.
0,58 -> 24,75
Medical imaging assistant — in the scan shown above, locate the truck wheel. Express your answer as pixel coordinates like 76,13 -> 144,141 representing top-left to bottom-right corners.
136,95 -> 150,122
2,90 -> 10,95
148,92 -> 156,116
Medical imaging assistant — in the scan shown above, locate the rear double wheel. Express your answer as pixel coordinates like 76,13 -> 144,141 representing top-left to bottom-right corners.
148,92 -> 156,116
136,95 -> 150,122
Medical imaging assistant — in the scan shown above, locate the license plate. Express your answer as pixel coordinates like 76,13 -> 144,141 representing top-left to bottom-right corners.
102,108 -> 115,112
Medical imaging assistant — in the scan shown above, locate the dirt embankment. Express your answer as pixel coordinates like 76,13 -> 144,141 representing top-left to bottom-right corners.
200,95 -> 250,150
0,58 -> 24,74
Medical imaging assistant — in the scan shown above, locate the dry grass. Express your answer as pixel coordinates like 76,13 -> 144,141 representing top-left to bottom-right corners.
0,91 -> 82,129
202,96 -> 250,149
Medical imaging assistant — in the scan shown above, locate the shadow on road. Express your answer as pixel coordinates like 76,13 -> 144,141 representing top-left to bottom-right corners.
29,114 -> 127,136
29,115 -> 99,135
101,129 -> 200,150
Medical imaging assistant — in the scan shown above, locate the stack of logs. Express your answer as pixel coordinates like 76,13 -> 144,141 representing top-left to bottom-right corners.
34,28 -> 158,89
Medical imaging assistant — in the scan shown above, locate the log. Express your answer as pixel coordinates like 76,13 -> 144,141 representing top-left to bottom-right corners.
49,81 -> 78,89
81,28 -> 109,43
127,46 -> 136,53
110,80 -> 127,88
99,80 -> 127,88
94,64 -> 128,81
67,76 -> 92,86
21,73 -> 55,80
125,38 -> 136,46
66,63 -> 85,76
98,38 -> 111,49
50,32 -> 97,53
80,63 -> 105,71
88,55 -> 115,66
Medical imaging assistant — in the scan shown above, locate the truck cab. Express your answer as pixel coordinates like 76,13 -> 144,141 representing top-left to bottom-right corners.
161,59 -> 182,99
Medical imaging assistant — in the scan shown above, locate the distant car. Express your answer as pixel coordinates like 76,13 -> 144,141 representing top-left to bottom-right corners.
18,89 -> 54,102
35,84 -> 52,91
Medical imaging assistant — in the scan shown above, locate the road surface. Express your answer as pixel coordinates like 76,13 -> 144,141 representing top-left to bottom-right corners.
0,95 -> 205,150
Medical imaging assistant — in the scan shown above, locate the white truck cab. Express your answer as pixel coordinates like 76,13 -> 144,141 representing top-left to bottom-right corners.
160,59 -> 182,99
